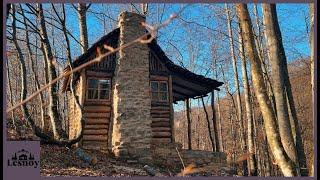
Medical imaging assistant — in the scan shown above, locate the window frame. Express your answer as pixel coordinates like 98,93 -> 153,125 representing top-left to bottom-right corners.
150,80 -> 169,102
86,77 -> 111,101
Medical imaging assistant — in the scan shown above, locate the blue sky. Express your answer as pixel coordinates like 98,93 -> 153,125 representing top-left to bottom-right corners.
60,3 -> 310,62
12,3 -> 311,111
62,3 -> 311,111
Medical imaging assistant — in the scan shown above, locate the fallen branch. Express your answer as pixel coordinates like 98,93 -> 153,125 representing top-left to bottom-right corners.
175,147 -> 185,169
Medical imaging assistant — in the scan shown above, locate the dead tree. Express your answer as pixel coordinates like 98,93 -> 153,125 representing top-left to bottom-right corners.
236,3 -> 297,176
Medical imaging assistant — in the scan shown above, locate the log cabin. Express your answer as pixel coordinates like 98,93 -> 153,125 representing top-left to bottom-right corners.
61,11 -> 223,158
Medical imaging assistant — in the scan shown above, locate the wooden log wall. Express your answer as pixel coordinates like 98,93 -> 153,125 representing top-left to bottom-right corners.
151,103 -> 172,143
80,71 -> 112,150
150,75 -> 174,144
81,99 -> 111,150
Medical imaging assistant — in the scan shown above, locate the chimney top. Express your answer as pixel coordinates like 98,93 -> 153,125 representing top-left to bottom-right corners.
119,11 -> 146,19
117,11 -> 146,28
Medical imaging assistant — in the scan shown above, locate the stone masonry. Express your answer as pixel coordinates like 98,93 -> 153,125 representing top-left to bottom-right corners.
111,11 -> 152,160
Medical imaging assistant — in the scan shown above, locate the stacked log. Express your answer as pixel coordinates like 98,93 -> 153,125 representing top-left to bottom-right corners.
81,103 -> 110,150
151,104 -> 171,143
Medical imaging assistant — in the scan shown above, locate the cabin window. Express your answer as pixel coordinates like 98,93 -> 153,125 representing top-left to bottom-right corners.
87,78 -> 111,100
151,81 -> 168,102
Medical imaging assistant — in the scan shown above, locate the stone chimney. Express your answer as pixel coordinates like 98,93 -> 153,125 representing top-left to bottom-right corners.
111,12 -> 152,161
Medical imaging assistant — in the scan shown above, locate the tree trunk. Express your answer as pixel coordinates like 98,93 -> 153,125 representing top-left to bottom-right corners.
263,4 -> 308,175
201,97 -> 215,152
221,66 -> 238,165
77,3 -> 89,53
6,60 -> 15,127
253,4 -> 278,116
10,5 -> 54,143
262,4 -> 300,175
37,4 -> 65,140
185,99 -> 192,150
263,133 -> 272,176
236,3 -> 297,176
310,3 -> 314,99
20,4 -> 45,129
217,90 -> 224,152
11,4 -> 31,131
238,23 -> 257,176
225,4 -> 246,152
212,44 -> 223,152
211,92 -> 219,152
309,4 -> 314,177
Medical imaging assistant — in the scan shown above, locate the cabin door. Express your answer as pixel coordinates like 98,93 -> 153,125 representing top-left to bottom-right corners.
81,76 -> 112,149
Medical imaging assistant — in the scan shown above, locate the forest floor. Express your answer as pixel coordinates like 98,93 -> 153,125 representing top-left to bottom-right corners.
7,122 -> 232,177
40,144 -> 159,177
40,144 -> 233,177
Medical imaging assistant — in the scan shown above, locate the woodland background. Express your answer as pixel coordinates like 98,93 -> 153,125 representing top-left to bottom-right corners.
5,3 -> 315,177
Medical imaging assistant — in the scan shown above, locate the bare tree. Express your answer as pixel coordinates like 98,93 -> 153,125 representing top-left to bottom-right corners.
185,98 -> 192,150
11,4 -> 31,132
52,3 -> 86,146
6,58 -> 15,127
200,97 -> 215,152
309,4 -> 314,176
211,44 -> 220,152
141,3 -> 148,15
20,4 -> 45,129
37,3 -> 65,140
261,4 -> 300,174
309,4 -> 314,97
216,92 -> 224,152
262,4 -> 308,175
253,4 -> 277,116
225,4 -> 246,153
238,22 -> 257,176
7,4 -> 12,19
76,3 -> 91,53
236,3 -> 297,176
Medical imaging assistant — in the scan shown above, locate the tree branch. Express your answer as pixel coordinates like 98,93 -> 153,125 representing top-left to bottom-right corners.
7,5 -> 189,114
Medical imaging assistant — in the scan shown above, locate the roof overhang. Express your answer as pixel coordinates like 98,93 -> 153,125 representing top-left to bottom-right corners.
61,28 -> 224,101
